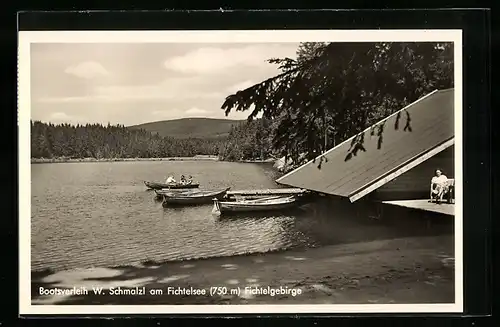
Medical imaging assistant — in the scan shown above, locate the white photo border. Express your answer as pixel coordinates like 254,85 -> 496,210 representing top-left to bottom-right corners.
18,29 -> 463,315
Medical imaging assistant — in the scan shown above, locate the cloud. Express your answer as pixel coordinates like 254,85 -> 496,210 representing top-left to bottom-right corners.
163,45 -> 296,75
226,80 -> 255,94
150,109 -> 181,119
31,43 -> 299,125
36,76 -> 226,104
152,110 -> 171,116
48,112 -> 86,124
38,96 -> 111,103
149,107 -> 213,121
64,61 -> 109,79
33,99 -> 261,126
92,79 -> 225,101
34,45 -> 299,106
50,112 -> 72,120
185,107 -> 207,115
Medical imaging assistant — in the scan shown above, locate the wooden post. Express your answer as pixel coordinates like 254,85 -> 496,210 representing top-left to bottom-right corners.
323,112 -> 327,153
324,128 -> 328,153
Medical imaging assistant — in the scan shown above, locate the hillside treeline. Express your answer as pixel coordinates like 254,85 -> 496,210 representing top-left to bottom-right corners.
30,121 -> 224,159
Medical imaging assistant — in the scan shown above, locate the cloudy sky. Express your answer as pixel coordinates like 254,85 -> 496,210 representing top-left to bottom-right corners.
30,42 -> 299,126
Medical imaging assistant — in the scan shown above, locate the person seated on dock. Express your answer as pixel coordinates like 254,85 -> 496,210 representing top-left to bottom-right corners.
430,169 -> 452,204
165,175 -> 176,184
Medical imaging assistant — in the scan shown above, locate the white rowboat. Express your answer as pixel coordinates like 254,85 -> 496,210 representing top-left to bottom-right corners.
211,195 -> 298,216
162,187 -> 231,206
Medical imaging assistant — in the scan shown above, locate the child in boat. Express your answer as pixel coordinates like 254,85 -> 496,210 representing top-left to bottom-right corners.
165,175 -> 176,184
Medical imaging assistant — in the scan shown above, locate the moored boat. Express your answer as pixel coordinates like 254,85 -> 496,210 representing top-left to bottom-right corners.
144,180 -> 200,190
162,187 -> 231,206
211,195 -> 298,216
225,188 -> 306,199
155,188 -> 193,196
154,188 -> 190,200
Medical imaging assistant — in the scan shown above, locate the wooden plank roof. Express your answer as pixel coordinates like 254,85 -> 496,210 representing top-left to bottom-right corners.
276,88 -> 455,202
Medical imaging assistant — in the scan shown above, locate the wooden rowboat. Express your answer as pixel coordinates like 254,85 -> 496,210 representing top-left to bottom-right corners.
154,188 -> 191,200
162,187 -> 231,206
155,188 -> 193,196
144,180 -> 200,190
211,195 -> 298,216
225,188 -> 306,197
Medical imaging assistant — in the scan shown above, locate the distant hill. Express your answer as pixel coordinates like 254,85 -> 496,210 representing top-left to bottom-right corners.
128,118 -> 245,139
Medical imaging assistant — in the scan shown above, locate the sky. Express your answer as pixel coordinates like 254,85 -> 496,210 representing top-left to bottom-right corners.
30,42 -> 299,126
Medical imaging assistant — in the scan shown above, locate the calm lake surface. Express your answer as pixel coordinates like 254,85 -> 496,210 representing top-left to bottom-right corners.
31,161 -> 314,272
31,160 -> 453,272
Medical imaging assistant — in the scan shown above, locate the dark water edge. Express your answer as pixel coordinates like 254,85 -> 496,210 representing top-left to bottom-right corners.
31,195 -> 454,274
31,161 -> 453,274
31,157 -> 220,164
30,161 -> 295,272
30,157 -> 276,164
30,244 -> 309,279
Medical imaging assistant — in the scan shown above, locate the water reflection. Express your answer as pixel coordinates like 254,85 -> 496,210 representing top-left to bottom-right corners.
159,203 -> 309,261
31,161 -> 453,273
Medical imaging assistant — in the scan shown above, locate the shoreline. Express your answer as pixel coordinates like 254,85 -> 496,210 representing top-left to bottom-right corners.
31,156 -> 219,164
31,235 -> 454,305
31,157 -> 277,164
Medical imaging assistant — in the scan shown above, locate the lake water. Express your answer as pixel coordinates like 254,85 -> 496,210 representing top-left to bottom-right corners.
31,161 -> 453,273
31,161 -> 313,272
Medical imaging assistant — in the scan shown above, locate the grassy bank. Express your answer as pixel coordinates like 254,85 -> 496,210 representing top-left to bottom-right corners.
238,159 -> 276,163
32,235 -> 454,306
30,156 -> 279,165
31,156 -> 220,164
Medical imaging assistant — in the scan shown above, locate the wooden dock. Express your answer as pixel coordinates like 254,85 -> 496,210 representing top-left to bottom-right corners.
382,199 -> 455,216
226,188 -> 306,196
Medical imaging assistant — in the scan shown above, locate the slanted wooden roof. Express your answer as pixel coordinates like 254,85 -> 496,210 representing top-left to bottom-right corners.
276,88 -> 455,202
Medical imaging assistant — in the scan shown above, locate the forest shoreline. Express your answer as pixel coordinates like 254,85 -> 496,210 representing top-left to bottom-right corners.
30,156 -> 277,164
31,156 -> 219,164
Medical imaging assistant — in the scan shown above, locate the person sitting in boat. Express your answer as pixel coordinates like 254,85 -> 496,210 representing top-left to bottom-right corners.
186,175 -> 193,185
430,168 -> 449,203
165,175 -> 176,184
179,175 -> 187,185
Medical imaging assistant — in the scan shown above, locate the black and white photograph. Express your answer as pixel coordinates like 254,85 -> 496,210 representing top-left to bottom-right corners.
18,30 -> 462,315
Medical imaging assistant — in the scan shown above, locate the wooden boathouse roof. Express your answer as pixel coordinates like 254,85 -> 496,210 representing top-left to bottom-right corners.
276,88 -> 455,202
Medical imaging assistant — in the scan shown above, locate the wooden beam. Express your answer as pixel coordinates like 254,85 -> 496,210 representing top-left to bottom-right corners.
348,138 -> 455,202
381,199 -> 455,216
226,188 -> 305,196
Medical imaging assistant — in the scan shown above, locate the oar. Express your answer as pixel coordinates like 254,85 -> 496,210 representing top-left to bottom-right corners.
240,195 -> 287,203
